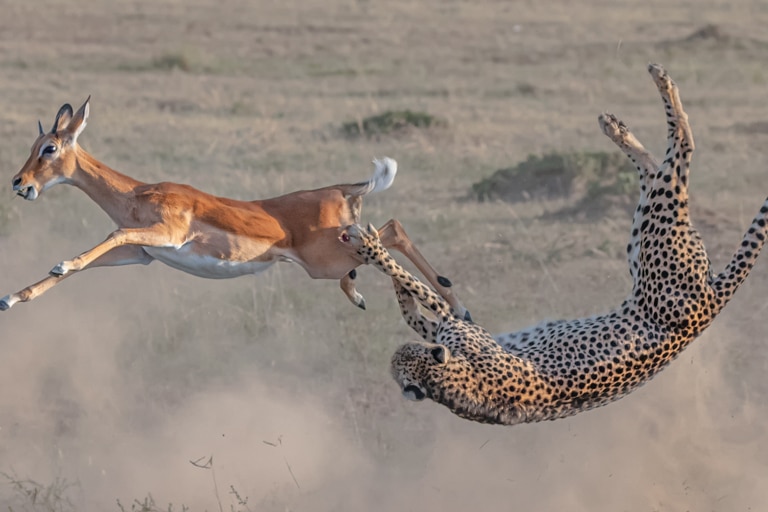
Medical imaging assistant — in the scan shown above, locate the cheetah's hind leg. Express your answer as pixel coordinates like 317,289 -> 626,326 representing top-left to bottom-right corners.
598,112 -> 659,283
649,63 -> 694,215
648,65 -> 768,322
650,63 -> 695,172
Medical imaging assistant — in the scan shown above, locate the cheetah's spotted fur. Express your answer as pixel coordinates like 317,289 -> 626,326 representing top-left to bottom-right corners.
341,64 -> 768,425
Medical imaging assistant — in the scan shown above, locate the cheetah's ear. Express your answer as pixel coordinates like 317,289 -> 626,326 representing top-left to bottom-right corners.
366,223 -> 379,238
430,345 -> 450,364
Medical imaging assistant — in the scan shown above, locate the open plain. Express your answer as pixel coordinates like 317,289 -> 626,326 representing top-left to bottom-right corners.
1,0 -> 767,510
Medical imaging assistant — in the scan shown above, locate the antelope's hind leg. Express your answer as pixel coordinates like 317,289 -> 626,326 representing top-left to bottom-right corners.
341,223 -> 454,320
377,219 -> 471,321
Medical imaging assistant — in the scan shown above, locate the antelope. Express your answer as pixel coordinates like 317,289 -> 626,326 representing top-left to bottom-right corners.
2,98 -> 468,318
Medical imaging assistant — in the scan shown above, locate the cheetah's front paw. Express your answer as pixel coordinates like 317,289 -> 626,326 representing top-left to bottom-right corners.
598,113 -> 628,141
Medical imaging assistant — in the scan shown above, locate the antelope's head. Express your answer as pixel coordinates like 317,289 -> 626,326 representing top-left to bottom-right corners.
12,97 -> 90,200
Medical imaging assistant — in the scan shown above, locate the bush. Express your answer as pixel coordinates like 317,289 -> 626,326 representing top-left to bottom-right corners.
341,110 -> 446,138
471,151 -> 636,217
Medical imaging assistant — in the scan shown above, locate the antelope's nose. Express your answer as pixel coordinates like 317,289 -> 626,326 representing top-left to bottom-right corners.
12,177 -> 22,190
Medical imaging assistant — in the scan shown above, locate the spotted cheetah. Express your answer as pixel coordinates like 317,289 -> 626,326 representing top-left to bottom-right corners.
339,64 -> 768,425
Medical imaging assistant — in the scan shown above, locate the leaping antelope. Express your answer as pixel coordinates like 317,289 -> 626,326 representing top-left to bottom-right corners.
2,98 -> 468,318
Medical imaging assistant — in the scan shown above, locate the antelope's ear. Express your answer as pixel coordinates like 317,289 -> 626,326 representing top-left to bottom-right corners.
52,103 -> 74,133
66,96 -> 90,145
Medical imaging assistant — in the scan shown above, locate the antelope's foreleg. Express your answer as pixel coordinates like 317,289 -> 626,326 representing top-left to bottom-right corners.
50,226 -> 176,276
1,245 -> 152,311
340,268 -> 366,310
377,219 -> 471,321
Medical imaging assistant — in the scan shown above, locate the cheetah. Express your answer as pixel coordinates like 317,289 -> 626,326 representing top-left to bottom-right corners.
339,64 -> 768,425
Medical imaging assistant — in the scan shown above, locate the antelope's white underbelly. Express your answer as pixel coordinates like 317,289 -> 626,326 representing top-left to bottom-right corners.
144,245 -> 277,279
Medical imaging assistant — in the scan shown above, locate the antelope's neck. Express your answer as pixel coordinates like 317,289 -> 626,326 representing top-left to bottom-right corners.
71,151 -> 145,224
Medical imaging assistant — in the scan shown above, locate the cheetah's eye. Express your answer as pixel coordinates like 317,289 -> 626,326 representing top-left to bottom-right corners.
340,233 -> 350,243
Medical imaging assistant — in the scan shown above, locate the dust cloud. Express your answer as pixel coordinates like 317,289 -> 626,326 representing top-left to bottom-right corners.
1,235 -> 767,511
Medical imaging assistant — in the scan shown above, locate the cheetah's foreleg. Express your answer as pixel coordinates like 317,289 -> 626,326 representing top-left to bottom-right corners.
599,112 -> 658,283
392,277 -> 440,343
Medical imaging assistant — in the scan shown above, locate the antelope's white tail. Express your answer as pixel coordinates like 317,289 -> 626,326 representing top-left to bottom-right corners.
343,157 -> 398,197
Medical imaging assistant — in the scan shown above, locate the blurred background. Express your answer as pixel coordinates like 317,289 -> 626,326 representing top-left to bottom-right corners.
1,0 -> 767,510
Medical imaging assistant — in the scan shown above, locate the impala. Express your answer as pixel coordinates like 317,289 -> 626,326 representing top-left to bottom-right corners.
2,98 -> 468,318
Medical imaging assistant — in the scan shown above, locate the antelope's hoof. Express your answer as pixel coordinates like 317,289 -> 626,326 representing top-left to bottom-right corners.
50,261 -> 74,276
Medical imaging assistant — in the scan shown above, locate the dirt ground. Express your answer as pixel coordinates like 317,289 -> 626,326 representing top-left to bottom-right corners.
1,0 -> 767,510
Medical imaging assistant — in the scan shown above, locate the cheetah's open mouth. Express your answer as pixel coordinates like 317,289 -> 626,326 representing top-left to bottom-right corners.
403,384 -> 426,401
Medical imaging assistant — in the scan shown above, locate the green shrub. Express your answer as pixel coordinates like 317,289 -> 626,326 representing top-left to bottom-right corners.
472,151 -> 635,211
341,110 -> 446,137
152,53 -> 191,72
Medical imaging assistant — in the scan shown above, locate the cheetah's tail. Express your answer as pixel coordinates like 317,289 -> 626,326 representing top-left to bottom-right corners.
709,197 -> 768,315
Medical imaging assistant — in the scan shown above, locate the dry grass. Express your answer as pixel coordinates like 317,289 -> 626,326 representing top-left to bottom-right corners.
1,0 -> 768,511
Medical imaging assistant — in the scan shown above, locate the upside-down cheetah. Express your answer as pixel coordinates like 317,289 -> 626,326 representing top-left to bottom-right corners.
340,64 -> 768,425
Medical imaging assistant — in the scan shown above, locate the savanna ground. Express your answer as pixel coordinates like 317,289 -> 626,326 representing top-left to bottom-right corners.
1,0 -> 767,510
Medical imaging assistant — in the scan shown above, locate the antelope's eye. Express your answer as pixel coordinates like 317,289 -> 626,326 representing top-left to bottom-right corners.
42,145 -> 57,155
341,233 -> 350,242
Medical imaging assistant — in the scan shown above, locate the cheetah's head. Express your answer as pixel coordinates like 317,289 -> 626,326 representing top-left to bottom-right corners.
390,342 -> 452,401
391,339 -> 526,425
339,223 -> 382,264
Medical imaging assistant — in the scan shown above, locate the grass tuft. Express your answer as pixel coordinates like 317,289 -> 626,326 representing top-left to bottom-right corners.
150,52 -> 197,72
116,494 -> 188,512
341,110 -> 447,138
1,471 -> 77,512
472,151 -> 636,217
